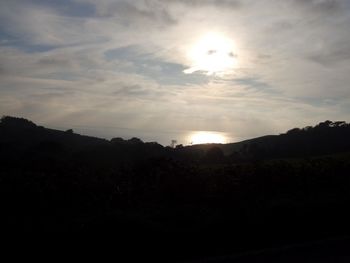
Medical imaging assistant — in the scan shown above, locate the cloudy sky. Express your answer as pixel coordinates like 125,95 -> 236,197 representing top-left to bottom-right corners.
1,0 -> 350,145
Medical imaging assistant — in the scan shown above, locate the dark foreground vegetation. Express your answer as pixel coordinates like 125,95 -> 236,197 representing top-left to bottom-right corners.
1,116 -> 350,261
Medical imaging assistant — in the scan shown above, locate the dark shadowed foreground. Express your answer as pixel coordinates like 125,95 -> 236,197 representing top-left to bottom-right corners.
1,116 -> 350,261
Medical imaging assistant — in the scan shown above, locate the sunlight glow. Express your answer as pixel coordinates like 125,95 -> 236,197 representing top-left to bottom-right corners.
184,32 -> 237,76
189,131 -> 227,145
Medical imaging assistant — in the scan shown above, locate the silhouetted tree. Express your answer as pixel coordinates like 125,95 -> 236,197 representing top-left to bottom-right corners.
170,140 -> 177,148
175,144 -> 184,149
128,137 -> 143,144
111,137 -> 125,144
0,116 -> 36,128
286,128 -> 301,135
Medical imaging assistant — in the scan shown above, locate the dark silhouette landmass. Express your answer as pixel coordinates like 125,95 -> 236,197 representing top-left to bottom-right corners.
1,116 -> 350,261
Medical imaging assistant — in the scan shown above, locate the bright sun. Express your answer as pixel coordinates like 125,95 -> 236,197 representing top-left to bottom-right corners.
189,131 -> 226,145
184,32 -> 237,76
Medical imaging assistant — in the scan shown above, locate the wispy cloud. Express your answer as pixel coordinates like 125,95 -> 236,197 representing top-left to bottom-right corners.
1,0 -> 350,144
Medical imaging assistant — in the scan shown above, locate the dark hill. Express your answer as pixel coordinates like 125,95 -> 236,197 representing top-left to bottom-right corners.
0,116 -> 166,165
2,116 -> 350,261
0,116 -> 108,149
185,120 -> 350,161
2,116 -> 350,162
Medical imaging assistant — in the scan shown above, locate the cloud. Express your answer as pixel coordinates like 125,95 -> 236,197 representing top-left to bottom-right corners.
73,0 -> 177,26
307,36 -> 350,66
96,1 -> 177,25
165,0 -> 242,8
1,0 -> 350,144
292,0 -> 342,13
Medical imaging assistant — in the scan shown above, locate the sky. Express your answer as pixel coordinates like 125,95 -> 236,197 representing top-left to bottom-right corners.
1,0 -> 350,145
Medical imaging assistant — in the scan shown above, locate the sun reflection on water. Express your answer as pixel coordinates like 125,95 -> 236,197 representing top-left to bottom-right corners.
188,131 -> 228,145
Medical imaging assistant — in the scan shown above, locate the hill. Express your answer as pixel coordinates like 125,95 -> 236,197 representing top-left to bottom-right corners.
184,120 -> 350,161
1,116 -> 350,261
2,116 -> 350,164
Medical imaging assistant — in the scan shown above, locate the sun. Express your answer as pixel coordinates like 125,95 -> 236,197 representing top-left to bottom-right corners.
184,32 -> 237,76
189,131 -> 226,145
